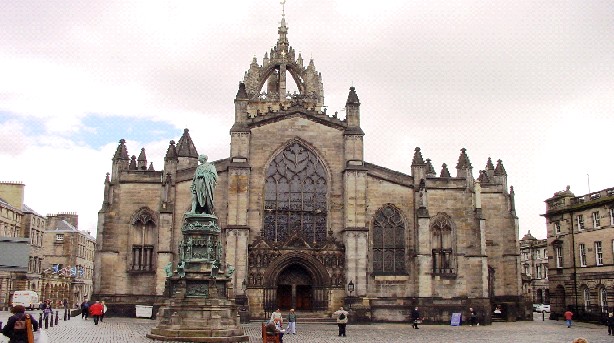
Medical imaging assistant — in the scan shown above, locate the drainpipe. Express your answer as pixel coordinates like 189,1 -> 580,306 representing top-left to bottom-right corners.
569,210 -> 578,315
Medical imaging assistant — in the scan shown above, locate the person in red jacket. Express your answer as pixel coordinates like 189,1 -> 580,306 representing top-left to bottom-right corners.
89,301 -> 104,325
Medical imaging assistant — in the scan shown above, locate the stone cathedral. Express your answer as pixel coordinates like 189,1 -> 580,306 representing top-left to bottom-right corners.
93,14 -> 525,323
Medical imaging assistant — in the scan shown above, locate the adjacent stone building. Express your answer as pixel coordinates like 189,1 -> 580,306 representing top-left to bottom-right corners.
519,231 -> 549,305
0,181 -> 46,309
93,15 -> 525,323
544,186 -> 614,322
43,213 -> 96,307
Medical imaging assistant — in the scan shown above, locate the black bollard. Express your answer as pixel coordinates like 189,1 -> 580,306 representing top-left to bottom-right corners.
49,313 -> 54,327
55,311 -> 59,325
542,311 -> 545,321
68,308 -> 71,320
44,316 -> 49,329
64,309 -> 67,321
39,313 -> 42,324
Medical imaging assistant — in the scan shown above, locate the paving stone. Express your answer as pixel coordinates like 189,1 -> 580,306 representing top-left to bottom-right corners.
0,312 -> 611,343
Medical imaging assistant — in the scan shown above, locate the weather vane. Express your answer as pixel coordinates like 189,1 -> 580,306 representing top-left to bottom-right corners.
280,0 -> 286,18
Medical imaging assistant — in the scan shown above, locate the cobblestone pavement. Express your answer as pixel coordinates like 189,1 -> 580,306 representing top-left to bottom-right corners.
1,311 -> 612,343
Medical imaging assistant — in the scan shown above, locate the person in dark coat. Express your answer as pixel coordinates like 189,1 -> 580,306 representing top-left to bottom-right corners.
80,300 -> 90,320
607,312 -> 614,336
411,307 -> 421,329
469,307 -> 478,326
1,305 -> 39,343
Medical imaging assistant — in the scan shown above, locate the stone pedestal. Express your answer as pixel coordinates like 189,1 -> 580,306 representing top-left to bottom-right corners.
147,214 -> 248,342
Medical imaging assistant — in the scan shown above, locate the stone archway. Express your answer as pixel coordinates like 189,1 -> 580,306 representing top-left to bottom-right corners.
277,264 -> 313,310
261,252 -> 331,314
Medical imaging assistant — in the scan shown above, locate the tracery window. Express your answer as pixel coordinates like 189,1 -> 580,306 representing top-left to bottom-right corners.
264,143 -> 327,244
130,207 -> 157,271
372,205 -> 406,275
431,213 -> 455,275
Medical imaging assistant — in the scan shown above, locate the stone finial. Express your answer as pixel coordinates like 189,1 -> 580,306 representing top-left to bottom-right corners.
510,185 -> 516,213
176,129 -> 198,158
129,155 -> 137,170
148,162 -> 154,171
105,172 -> 110,183
165,140 -> 178,162
426,159 -> 436,176
485,157 -> 495,170
440,163 -> 451,178
494,159 -> 507,176
477,170 -> 489,183
456,148 -> 472,169
137,148 -> 148,170
411,147 -> 425,166
113,139 -> 129,161
346,86 -> 360,105
235,82 -> 248,100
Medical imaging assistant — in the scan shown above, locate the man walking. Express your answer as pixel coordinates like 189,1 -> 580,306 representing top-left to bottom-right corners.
469,307 -> 478,326
89,301 -> 104,325
564,308 -> 573,328
333,307 -> 349,337
607,312 -> 614,336
411,307 -> 421,329
80,300 -> 90,320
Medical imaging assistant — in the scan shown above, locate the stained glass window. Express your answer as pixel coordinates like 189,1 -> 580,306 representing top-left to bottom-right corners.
264,143 -> 327,244
372,205 -> 406,274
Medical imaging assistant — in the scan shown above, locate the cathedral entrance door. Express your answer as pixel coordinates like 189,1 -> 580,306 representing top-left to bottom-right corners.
277,285 -> 292,310
295,285 -> 312,310
276,264 -> 313,311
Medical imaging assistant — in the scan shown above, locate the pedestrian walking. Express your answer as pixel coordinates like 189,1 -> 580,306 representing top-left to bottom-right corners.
1,304 -> 39,343
42,300 -> 53,322
80,300 -> 90,320
469,307 -> 478,326
89,300 -> 104,325
564,308 -> 574,328
607,312 -> 614,336
411,307 -> 421,329
100,301 -> 107,322
333,306 -> 349,337
286,308 -> 297,334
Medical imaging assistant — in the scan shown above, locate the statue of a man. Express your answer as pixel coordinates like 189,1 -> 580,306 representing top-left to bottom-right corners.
190,154 -> 218,214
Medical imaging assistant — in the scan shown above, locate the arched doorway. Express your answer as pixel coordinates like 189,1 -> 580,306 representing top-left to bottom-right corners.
277,264 -> 312,310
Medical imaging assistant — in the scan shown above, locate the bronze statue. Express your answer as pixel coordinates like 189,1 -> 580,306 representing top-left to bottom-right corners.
190,154 -> 218,214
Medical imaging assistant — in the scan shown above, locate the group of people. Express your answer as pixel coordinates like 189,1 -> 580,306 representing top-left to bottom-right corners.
265,307 -> 350,340
265,308 -> 297,342
80,300 -> 106,324
564,308 -> 614,337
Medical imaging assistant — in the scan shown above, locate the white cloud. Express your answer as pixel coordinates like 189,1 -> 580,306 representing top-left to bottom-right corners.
0,0 -> 613,239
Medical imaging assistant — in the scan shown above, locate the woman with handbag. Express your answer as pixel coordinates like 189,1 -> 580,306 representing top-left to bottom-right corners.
1,304 -> 39,343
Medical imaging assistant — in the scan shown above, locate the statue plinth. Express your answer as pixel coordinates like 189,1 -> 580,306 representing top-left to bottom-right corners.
148,214 -> 247,342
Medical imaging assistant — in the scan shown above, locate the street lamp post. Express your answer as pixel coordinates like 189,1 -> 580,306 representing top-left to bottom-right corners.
347,280 -> 355,309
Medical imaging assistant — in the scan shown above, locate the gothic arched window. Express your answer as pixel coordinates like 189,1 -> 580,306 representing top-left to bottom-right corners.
263,142 -> 327,244
431,213 -> 456,275
372,205 -> 406,275
130,207 -> 157,271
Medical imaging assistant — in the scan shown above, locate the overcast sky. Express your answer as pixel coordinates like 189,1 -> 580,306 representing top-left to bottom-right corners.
1,0 -> 612,239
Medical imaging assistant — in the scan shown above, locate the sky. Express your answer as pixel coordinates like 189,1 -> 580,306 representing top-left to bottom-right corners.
1,0 -> 613,239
